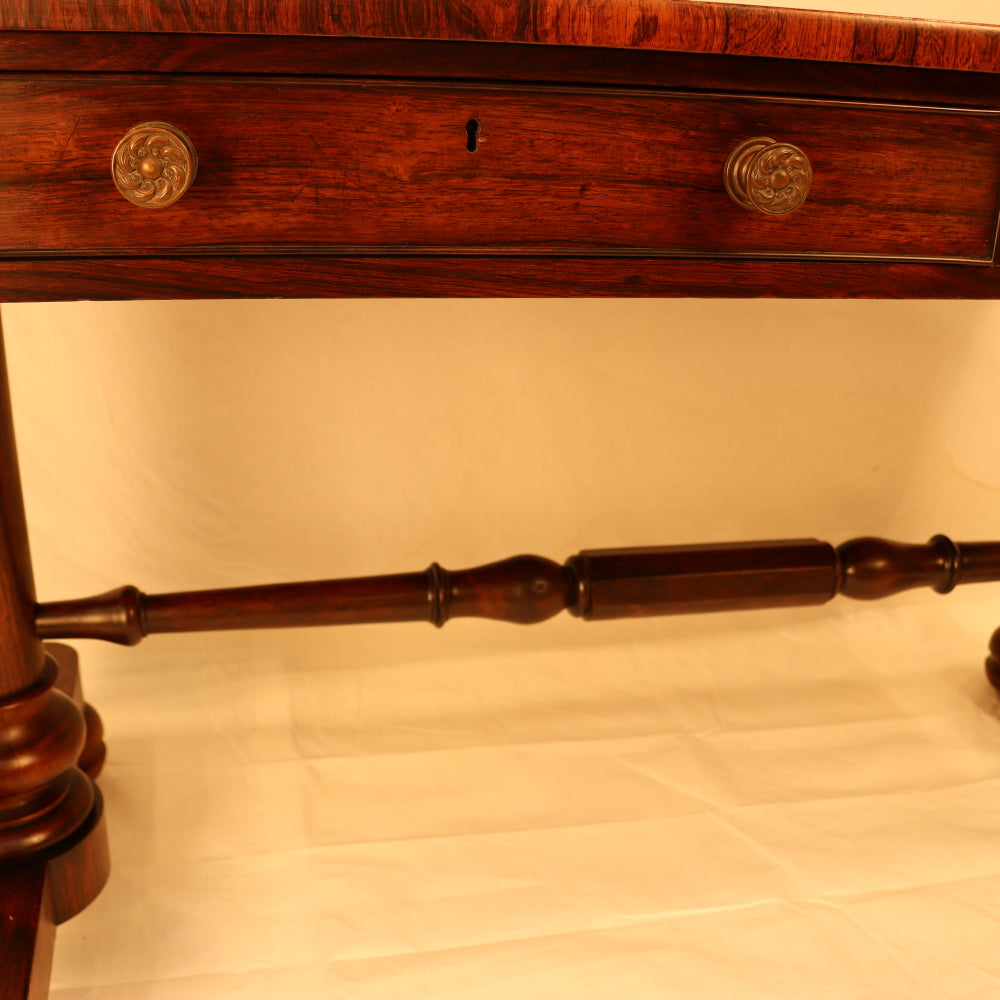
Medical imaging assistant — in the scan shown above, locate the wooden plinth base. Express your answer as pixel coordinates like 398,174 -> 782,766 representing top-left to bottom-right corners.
0,644 -> 109,1000
0,791 -> 108,1000
0,792 -> 108,1000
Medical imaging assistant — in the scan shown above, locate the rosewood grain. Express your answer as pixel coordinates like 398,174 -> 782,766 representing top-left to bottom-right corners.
5,255 -> 1000,302
0,323 -> 58,1000
2,34 -> 999,110
2,77 -> 998,261
4,2 -> 1000,995
2,1 -> 1000,75
0,326 -> 45,693
47,644 -> 106,780
29,787 -> 109,926
34,536 -> 1000,645
0,325 -> 94,865
0,325 -> 108,1000
0,659 -> 93,862
0,861 -> 54,1000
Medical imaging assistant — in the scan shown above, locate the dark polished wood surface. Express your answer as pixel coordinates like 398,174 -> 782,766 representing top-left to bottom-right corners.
0,323 -> 108,1000
3,1 -> 1000,995
1,3 -> 999,301
2,32 -> 999,109
2,0 -> 1000,74
0,333 -> 45,693
5,256 -> 1000,302
4,77 -> 998,260
1,862 -> 54,1000
34,536 -> 1000,644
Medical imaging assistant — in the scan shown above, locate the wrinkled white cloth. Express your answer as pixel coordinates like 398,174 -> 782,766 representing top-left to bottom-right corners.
44,597 -> 1000,999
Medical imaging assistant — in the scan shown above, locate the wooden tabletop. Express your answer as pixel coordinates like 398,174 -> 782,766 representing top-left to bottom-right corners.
1,1 -> 998,74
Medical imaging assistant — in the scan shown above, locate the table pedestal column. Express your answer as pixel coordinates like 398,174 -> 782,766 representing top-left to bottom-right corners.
0,319 -> 109,1000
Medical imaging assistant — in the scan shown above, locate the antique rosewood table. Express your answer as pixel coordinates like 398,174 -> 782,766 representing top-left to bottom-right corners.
3,1 -> 1000,995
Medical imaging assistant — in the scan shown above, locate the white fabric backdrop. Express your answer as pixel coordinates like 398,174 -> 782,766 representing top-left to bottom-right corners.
5,1 -> 1000,994
5,295 -> 999,1000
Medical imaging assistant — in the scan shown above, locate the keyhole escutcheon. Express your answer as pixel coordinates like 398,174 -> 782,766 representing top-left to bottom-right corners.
465,119 -> 481,152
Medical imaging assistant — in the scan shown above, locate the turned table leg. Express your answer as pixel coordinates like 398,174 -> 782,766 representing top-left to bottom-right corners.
1,861 -> 55,1000
985,629 -> 1000,694
0,781 -> 109,1000
0,319 -> 108,1000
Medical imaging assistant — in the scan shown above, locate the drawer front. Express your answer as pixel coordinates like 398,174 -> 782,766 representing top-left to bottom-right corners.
2,76 -> 999,261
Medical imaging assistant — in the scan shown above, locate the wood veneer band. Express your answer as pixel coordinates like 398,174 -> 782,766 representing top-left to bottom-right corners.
4,256 -> 1000,300
1,1 -> 999,75
1,34 -> 998,110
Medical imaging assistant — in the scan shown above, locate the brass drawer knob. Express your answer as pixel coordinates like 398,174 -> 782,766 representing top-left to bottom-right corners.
724,137 -> 811,215
112,122 -> 197,208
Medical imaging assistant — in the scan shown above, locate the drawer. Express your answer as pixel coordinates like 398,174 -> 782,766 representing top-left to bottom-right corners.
2,76 -> 999,262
